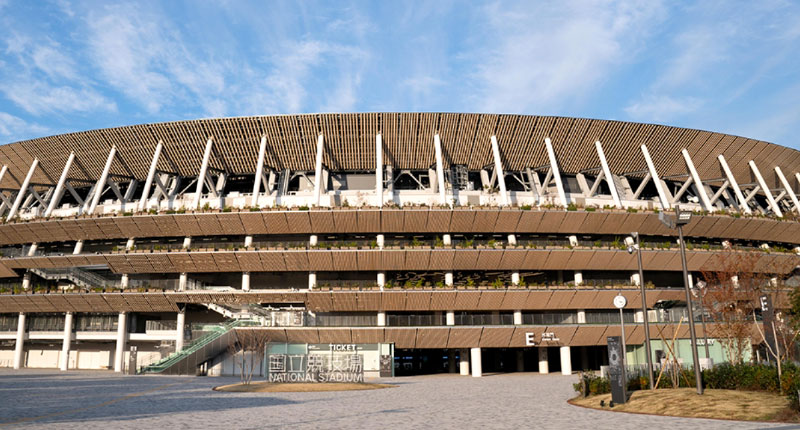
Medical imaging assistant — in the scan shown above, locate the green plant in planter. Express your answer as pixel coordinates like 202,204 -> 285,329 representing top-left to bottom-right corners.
434,236 -> 444,248
491,278 -> 504,289
202,202 -> 211,211
567,203 -> 578,211
585,206 -> 596,212
487,239 -> 497,248
435,280 -> 444,288
298,205 -> 309,211
466,278 -> 475,287
521,204 -> 532,210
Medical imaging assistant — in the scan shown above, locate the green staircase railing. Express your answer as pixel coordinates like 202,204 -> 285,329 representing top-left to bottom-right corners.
139,319 -> 256,374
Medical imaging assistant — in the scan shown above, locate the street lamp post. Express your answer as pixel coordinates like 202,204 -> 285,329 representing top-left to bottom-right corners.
660,205 -> 704,395
628,232 -> 654,390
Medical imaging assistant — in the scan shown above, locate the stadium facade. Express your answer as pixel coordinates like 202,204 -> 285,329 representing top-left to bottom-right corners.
0,113 -> 798,377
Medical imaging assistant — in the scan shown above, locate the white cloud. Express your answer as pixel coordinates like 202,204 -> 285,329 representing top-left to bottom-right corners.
86,5 -> 227,115
2,81 -> 116,115
466,1 -> 666,113
0,112 -> 50,142
624,94 -> 703,123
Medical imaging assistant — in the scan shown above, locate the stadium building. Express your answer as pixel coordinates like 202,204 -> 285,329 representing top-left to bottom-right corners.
0,113 -> 798,377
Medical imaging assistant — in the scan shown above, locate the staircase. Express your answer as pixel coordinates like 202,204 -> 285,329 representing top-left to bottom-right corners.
140,319 -> 257,375
29,267 -> 120,289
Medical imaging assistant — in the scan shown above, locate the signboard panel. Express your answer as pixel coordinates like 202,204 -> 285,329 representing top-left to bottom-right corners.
268,353 -> 364,383
606,336 -> 627,404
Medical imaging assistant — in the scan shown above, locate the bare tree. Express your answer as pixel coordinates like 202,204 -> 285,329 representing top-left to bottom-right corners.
700,252 -> 770,365
228,329 -> 271,385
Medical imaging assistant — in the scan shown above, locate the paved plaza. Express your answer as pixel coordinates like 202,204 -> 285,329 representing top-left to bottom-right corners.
0,369 -> 793,429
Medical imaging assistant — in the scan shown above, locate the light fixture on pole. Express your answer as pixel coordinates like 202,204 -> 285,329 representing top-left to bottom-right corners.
613,293 -> 628,392
659,205 -> 704,395
628,231 -> 654,390
691,279 -> 711,361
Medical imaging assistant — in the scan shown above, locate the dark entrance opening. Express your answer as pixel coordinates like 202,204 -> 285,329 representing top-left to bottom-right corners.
394,348 -> 456,376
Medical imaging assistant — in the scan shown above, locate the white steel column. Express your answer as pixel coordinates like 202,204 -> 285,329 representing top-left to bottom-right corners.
433,134 -> 448,205
13,313 -> 25,369
377,272 -> 386,290
21,272 -> 30,290
72,241 -> 83,255
60,312 -> 73,371
490,135 -> 509,206
446,311 -> 455,326
308,272 -> 317,290
121,274 -> 129,288
470,347 -> 482,377
45,152 -> 75,217
513,310 -> 522,325
775,167 -> 800,213
114,312 -> 127,372
178,272 -> 188,291
241,272 -> 250,292
88,147 -> 117,214
595,141 -> 622,208
544,138 -> 568,207
138,141 -> 163,212
749,161 -> 782,217
251,135 -> 268,207
27,243 -> 38,257
560,346 -> 572,375
192,137 -> 214,209
718,155 -> 751,214
176,311 -> 185,352
445,272 -> 454,287
574,271 -> 584,286
681,149 -> 713,211
375,133 -> 383,207
244,236 -> 253,248
577,310 -> 587,324
313,134 -> 325,207
377,311 -> 386,327
6,158 -> 39,221
511,272 -> 520,285
182,237 -> 192,249
641,145 -> 671,210
459,348 -> 470,375
538,347 -> 549,374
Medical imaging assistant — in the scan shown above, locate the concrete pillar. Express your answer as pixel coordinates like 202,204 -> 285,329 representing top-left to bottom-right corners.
634,310 -> 644,323
445,272 -> 454,287
470,347 -> 482,377
568,235 -> 578,247
13,313 -> 25,369
309,234 -> 318,247
517,350 -> 525,372
27,243 -> 38,257
577,310 -> 586,324
507,234 -> 517,246
377,311 -> 386,327
121,274 -> 129,289
511,272 -> 520,286
241,271 -> 250,292
731,275 -> 739,288
446,311 -> 455,326
560,346 -> 572,375
631,272 -> 641,286
376,234 -> 385,250
114,312 -> 127,373
513,310 -> 522,325
73,240 -> 84,255
60,312 -> 73,371
178,273 -> 188,291
377,272 -> 386,290
308,272 -> 317,290
574,271 -> 583,286
538,347 -> 549,374
182,237 -> 192,249
22,272 -> 31,291
459,349 -> 470,375
126,238 -> 135,251
176,311 -> 185,352
443,234 -> 452,246
244,235 -> 253,248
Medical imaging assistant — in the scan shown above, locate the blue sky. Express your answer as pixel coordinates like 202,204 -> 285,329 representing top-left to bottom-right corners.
1,0 -> 799,150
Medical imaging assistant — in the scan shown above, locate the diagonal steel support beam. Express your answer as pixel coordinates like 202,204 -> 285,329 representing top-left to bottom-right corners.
595,141 -> 622,208
6,158 -> 39,221
682,149 -> 713,211
313,134 -> 324,207
718,155 -> 751,214
490,135 -> 508,206
749,160 -> 782,217
192,137 -> 214,209
251,135 -> 268,207
44,152 -> 75,217
138,141 -> 163,212
775,167 -> 800,214
544,138 -> 568,207
641,145 -> 670,210
86,146 -> 117,215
